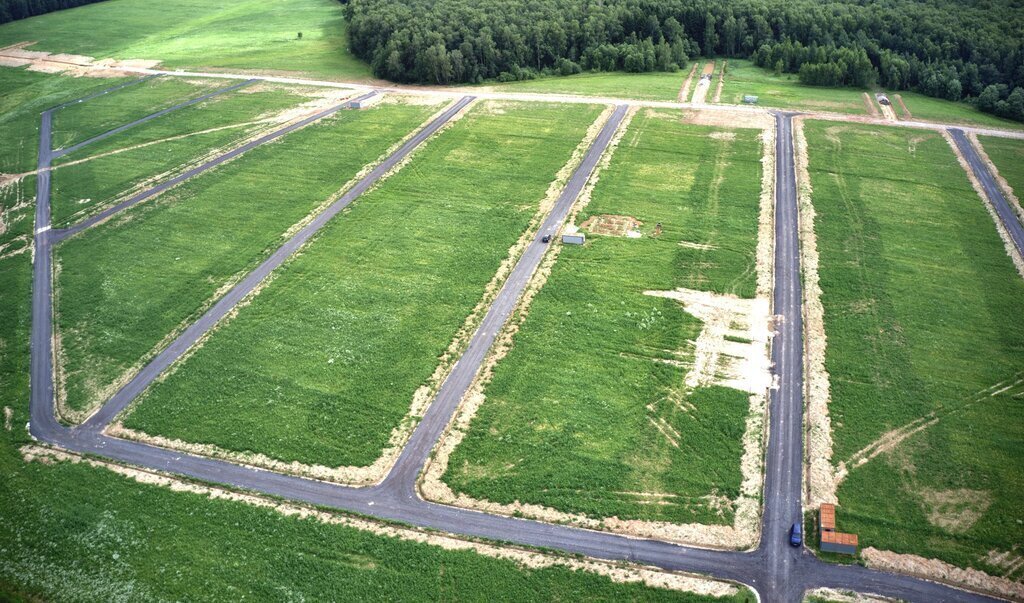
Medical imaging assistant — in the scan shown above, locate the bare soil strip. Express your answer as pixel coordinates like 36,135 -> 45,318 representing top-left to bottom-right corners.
691,61 -> 716,105
944,130 -> 1024,278
804,587 -> 898,602
0,42 -> 159,78
678,63 -> 700,103
793,117 -> 840,508
18,445 -> 742,599
862,93 -> 880,118
421,114 -> 776,551
894,94 -> 912,119
711,61 -> 727,103
862,547 -> 1024,601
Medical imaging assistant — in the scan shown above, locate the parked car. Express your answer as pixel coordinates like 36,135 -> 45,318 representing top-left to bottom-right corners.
790,522 -> 802,547
541,234 -> 551,243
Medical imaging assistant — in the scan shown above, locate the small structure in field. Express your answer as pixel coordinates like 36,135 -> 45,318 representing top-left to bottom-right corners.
743,95 -> 759,104
818,503 -> 858,555
350,93 -> 383,109
562,225 -> 585,245
875,93 -> 891,106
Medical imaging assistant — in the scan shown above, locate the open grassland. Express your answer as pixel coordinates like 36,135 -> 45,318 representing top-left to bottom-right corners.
0,270 -> 741,603
717,60 -> 867,115
50,83 -> 309,226
54,99 -> 442,419
0,0 -> 372,80
979,136 -> 1024,204
443,110 -> 764,525
122,101 -> 603,470
805,121 -> 1024,576
483,69 -> 689,102
50,76 -> 221,149
0,69 -> 130,174
895,92 -> 1024,130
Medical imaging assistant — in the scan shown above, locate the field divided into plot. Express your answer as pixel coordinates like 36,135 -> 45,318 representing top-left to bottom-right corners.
50,83 -> 310,226
716,60 -> 867,114
895,92 -> 1024,130
485,70 -> 689,102
54,98 -> 443,418
122,101 -> 603,469
443,110 -> 764,525
805,122 -> 1024,574
979,136 -> 1024,207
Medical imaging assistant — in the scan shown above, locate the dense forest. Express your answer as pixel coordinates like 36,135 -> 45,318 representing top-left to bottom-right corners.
0,0 -> 107,24
344,0 -> 1024,121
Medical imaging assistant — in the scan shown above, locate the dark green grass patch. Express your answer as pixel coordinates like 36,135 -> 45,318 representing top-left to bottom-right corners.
123,101 -> 602,469
444,110 -> 764,525
50,84 -> 307,226
50,76 -> 221,150
805,121 -> 1024,575
54,100 -> 442,418
979,136 -> 1024,205
717,60 -> 867,115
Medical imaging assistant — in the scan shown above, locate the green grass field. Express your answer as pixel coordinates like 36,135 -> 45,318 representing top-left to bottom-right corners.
121,101 -> 603,470
50,76 -> 220,149
979,136 -> 1024,203
443,110 -> 764,525
894,92 -> 1024,130
0,0 -> 372,80
50,83 -> 309,226
716,60 -> 868,115
805,121 -> 1024,576
54,98 -> 442,419
483,69 -> 689,101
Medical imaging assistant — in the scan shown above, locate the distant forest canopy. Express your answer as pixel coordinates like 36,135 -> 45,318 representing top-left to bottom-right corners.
344,0 -> 1024,121
0,0 -> 107,24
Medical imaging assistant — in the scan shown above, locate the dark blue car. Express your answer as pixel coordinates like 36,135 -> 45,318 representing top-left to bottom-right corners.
790,522 -> 802,547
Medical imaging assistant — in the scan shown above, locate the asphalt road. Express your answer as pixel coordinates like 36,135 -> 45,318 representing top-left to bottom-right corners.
27,83 -> 1003,602
949,128 -> 1024,256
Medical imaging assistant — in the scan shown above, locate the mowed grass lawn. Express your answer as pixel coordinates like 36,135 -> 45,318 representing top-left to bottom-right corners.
895,91 -> 1024,130
980,136 -> 1024,204
484,69 -> 690,102
54,99 -> 442,419
123,101 -> 603,469
0,0 -> 372,80
805,121 -> 1024,575
50,76 -> 221,150
444,110 -> 763,525
717,60 -> 868,115
51,83 -> 310,226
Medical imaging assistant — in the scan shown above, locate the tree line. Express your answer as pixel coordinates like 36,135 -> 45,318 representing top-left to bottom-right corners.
343,0 -> 1024,122
0,0 -> 107,24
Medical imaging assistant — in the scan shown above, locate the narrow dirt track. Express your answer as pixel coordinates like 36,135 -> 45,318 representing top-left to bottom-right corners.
24,79 -> 1005,603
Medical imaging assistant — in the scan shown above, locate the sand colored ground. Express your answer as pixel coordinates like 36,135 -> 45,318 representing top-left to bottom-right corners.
690,61 -> 716,106
804,587 -> 897,603
0,42 -> 159,78
711,61 -> 727,103
894,94 -> 912,119
18,445 -> 742,599
421,115 -> 776,551
861,547 -> 1024,601
580,214 -> 642,237
678,63 -> 700,103
861,93 -> 880,118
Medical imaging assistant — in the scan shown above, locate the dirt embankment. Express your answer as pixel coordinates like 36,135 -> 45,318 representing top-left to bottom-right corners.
861,548 -> 1024,601
690,61 -> 716,105
678,63 -> 700,103
711,61 -> 727,103
861,93 -> 880,118
894,94 -> 912,119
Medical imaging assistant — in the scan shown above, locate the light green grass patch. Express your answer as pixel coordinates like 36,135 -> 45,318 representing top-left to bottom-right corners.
443,109 -> 764,525
896,92 -> 1024,130
54,99 -> 443,418
805,120 -> 1024,575
483,69 -> 689,102
50,84 -> 309,226
122,101 -> 603,469
979,137 -> 1024,208
0,0 -> 372,80
717,60 -> 867,115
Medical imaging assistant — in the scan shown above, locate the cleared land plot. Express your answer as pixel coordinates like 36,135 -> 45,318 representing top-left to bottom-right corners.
0,0 -> 372,80
50,76 -> 222,150
443,110 -> 764,525
980,136 -> 1024,212
484,70 -> 689,102
717,60 -> 866,115
50,84 -> 310,226
805,122 -> 1024,576
896,91 -> 1024,130
53,99 -> 443,420
0,69 -> 130,174
121,101 -> 603,470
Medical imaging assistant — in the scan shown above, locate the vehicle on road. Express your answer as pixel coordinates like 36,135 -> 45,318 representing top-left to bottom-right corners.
541,234 -> 551,243
790,522 -> 802,547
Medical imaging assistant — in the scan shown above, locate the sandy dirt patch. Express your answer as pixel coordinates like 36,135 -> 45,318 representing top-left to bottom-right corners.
804,587 -> 898,602
919,488 -> 991,534
894,94 -> 912,119
877,97 -> 898,122
18,445 -> 742,599
861,93 -> 880,118
794,117 -> 840,508
3,407 -> 11,431
680,108 -> 773,130
968,131 -> 1024,225
0,42 -> 156,78
690,61 -> 715,105
678,63 -> 700,103
862,547 -> 1024,601
711,61 -> 727,103
943,130 -> 1024,279
985,549 -> 1024,578
421,112 -> 774,551
581,214 -> 642,237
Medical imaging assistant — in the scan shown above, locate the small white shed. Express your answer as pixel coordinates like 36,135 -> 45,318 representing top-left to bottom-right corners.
562,232 -> 585,245
351,93 -> 383,109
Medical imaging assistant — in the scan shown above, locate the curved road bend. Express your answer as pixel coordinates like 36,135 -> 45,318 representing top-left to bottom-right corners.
949,128 -> 1024,256
28,84 -> 1000,602
52,89 -> 380,241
